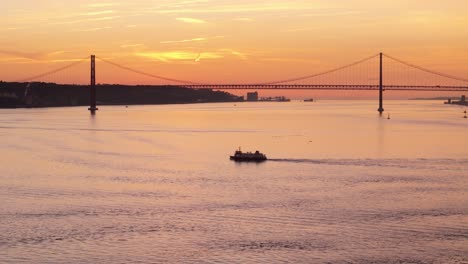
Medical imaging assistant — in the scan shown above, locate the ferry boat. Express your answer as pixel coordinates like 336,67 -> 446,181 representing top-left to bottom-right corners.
230,149 -> 267,162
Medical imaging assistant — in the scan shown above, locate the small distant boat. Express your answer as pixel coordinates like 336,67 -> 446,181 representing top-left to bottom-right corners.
303,98 -> 314,102
387,113 -> 391,120
230,148 -> 267,162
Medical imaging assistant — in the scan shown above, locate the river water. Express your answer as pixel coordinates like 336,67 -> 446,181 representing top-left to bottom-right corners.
0,100 -> 467,263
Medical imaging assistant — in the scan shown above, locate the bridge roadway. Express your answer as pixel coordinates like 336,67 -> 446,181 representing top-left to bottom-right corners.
180,84 -> 468,91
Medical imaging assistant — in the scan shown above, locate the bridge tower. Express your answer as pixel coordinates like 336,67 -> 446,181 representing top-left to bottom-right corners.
378,52 -> 384,114
88,55 -> 98,113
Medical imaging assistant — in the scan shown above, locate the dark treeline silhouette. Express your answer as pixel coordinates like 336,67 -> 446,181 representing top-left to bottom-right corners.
0,81 -> 244,108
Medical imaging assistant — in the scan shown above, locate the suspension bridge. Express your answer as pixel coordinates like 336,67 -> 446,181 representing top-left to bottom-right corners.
10,52 -> 468,114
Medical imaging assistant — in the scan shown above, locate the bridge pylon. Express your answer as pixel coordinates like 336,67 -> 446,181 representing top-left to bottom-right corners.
88,55 -> 98,114
378,52 -> 384,114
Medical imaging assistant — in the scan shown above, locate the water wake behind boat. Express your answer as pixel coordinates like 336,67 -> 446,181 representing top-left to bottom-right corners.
268,158 -> 468,170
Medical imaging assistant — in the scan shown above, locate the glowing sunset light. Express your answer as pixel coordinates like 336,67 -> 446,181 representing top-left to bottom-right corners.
175,17 -> 207,24
0,0 -> 467,97
135,51 -> 222,62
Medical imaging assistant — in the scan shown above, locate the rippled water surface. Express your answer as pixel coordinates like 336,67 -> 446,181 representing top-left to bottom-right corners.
0,100 -> 467,263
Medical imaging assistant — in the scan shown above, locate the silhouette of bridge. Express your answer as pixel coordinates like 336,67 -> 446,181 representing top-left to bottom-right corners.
12,52 -> 468,114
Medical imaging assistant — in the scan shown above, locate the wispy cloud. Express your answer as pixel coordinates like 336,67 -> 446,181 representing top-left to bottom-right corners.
136,51 -> 221,62
0,49 -> 46,60
0,57 -> 31,63
159,35 -> 226,45
219,49 -> 248,60
160,37 -> 207,44
285,27 -> 317,32
72,26 -> 112,32
157,3 -> 319,14
80,10 -> 114,16
0,49 -> 74,62
195,53 -> 201,62
45,58 -> 89,63
48,51 -> 67,56
300,9 -> 363,17
135,48 -> 247,63
49,16 -> 120,25
87,3 -> 119,8
233,18 -> 253,22
260,57 -> 317,63
176,17 -> 207,24
0,57 -> 85,64
120,43 -> 144,48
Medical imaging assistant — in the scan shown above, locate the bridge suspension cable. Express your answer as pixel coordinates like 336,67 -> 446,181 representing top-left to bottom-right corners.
383,53 -> 468,84
13,53 -> 468,90
96,57 -> 204,85
257,53 -> 380,85
15,57 -> 89,82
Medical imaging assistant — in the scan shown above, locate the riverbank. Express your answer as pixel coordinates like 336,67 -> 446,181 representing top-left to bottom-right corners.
0,81 -> 244,108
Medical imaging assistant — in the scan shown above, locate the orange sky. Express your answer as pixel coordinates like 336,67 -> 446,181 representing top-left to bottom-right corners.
1,0 -> 468,98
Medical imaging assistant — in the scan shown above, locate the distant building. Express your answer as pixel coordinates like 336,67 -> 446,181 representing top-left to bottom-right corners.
445,95 -> 468,106
247,92 -> 258,101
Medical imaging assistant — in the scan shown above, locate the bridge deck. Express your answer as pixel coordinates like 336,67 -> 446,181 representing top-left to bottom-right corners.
180,85 -> 468,91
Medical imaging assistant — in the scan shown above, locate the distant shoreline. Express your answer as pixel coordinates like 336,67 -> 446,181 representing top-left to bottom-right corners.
408,97 -> 459,100
0,81 -> 244,109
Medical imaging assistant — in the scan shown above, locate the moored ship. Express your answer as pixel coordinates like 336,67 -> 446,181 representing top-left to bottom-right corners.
230,149 -> 267,162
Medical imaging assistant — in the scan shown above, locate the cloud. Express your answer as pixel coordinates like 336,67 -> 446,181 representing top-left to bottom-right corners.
285,27 -> 317,32
0,49 -> 46,60
159,36 -> 226,45
160,37 -> 207,44
72,26 -> 112,32
260,57 -> 317,63
80,10 -> 114,16
87,3 -> 119,8
135,51 -> 222,62
300,9 -> 363,17
0,57 -> 85,64
49,16 -> 120,25
156,3 -> 319,14
233,18 -> 253,22
135,48 -> 247,63
219,49 -> 248,60
176,17 -> 207,24
0,49 -> 79,64
120,43 -> 144,48
43,58 -> 89,63
48,51 -> 67,56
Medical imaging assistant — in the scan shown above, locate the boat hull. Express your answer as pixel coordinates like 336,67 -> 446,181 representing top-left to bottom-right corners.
230,156 -> 267,162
